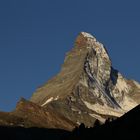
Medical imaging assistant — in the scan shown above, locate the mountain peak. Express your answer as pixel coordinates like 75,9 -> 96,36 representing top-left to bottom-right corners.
80,32 -> 96,39
75,32 -> 96,48
30,32 -> 140,127
75,32 -> 109,60
0,32 -> 140,131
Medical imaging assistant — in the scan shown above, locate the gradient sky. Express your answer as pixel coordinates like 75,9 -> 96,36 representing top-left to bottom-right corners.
0,0 -> 140,111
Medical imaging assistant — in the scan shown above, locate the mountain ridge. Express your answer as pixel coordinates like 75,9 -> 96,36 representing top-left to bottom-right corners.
0,98 -> 76,131
0,32 -> 140,129
30,32 -> 140,126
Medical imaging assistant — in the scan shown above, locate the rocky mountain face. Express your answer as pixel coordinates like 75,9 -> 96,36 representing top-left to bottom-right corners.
0,32 -> 140,131
0,98 -> 75,131
30,32 -> 140,127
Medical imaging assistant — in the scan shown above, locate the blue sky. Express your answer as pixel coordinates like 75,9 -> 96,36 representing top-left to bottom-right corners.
0,0 -> 140,111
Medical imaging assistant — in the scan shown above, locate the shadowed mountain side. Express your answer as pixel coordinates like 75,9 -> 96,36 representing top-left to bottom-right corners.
0,126 -> 71,140
70,105 -> 140,140
0,105 -> 140,140
0,98 -> 76,131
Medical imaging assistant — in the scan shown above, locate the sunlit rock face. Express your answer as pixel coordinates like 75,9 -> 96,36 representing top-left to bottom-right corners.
31,32 -> 140,127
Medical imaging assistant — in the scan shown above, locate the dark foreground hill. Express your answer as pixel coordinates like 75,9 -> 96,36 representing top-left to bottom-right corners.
72,104 -> 140,140
0,105 -> 140,140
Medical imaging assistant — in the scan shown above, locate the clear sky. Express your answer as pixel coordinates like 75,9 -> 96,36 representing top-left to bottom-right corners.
0,0 -> 140,111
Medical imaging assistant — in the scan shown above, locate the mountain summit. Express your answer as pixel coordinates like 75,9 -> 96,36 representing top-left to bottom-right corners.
30,32 -> 140,126
0,32 -> 139,130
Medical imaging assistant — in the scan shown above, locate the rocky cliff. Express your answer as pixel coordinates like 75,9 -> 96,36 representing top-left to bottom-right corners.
30,32 -> 140,127
0,98 -> 75,130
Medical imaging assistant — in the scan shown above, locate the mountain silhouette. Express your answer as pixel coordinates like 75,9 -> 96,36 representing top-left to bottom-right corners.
0,32 -> 140,139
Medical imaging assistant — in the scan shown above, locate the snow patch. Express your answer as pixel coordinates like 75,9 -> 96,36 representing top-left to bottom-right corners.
115,73 -> 129,93
71,108 -> 78,112
41,97 -> 54,106
133,80 -> 140,89
89,113 -> 106,123
54,96 -> 59,100
76,122 -> 81,125
41,96 -> 59,106
83,100 -> 124,117
120,96 -> 138,111
81,32 -> 96,40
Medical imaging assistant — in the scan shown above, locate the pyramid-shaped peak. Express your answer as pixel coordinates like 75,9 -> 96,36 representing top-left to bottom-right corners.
80,32 -> 96,39
30,32 -> 140,128
75,32 -> 97,48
